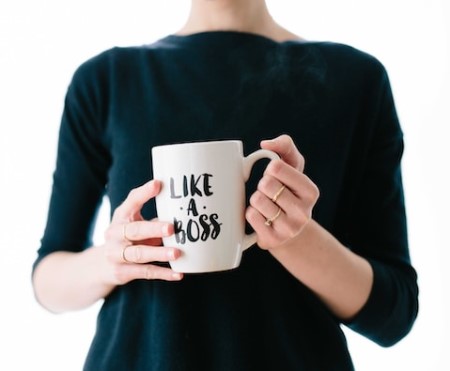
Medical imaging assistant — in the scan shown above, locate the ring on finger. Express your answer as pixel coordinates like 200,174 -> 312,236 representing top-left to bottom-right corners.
265,207 -> 282,227
271,185 -> 286,203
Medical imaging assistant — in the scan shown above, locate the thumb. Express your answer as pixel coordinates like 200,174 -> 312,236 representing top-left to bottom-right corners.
261,134 -> 304,171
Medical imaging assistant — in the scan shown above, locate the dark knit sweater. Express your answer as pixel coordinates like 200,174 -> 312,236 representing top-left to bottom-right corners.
35,31 -> 418,370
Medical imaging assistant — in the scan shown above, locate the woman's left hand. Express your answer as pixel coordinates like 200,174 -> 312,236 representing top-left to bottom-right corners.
246,134 -> 320,249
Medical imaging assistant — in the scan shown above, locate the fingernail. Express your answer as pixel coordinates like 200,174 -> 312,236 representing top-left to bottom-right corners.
167,249 -> 176,260
162,224 -> 171,237
172,272 -> 182,280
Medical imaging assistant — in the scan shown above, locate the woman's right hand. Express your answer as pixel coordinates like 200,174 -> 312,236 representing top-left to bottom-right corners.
33,179 -> 182,313
102,180 -> 184,286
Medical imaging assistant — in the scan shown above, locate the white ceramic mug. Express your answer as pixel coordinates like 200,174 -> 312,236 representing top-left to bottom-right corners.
151,140 -> 278,273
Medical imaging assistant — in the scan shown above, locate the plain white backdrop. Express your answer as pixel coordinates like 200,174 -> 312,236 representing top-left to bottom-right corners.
1,1 -> 449,370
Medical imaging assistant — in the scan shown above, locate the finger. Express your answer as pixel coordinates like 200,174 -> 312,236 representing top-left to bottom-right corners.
105,220 -> 173,246
249,190 -> 283,222
138,217 -> 166,245
258,175 -> 290,205
123,221 -> 174,242
257,175 -> 303,217
113,180 -> 161,221
260,134 -> 305,171
114,264 -> 183,284
245,206 -> 280,249
249,190 -> 299,238
264,160 -> 320,203
121,245 -> 181,264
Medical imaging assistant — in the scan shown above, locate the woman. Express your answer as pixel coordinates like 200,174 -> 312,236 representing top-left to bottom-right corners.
32,0 -> 419,370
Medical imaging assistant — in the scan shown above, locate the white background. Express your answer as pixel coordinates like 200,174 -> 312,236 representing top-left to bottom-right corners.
1,1 -> 449,370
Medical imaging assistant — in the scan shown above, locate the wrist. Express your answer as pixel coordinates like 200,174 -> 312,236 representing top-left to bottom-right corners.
269,218 -> 315,256
82,244 -> 117,296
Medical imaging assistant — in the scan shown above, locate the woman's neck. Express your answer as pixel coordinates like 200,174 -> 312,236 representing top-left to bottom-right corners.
176,0 -> 301,42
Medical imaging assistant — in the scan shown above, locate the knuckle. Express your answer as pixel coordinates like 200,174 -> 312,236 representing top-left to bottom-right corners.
257,176 -> 272,194
298,154 -> 305,169
313,184 -> 320,201
245,207 -> 256,220
282,135 -> 295,153
268,159 -> 284,175
111,264 -> 128,285
304,185 -> 320,205
280,134 -> 293,146
246,207 -> 260,225
145,266 -> 157,280
249,191 -> 263,206
254,190 -> 266,203
133,246 -> 143,263
128,188 -> 140,199
127,223 -> 140,239
302,191 -> 315,204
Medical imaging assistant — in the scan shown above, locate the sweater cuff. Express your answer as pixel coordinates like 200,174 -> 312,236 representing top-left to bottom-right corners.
344,258 -> 414,347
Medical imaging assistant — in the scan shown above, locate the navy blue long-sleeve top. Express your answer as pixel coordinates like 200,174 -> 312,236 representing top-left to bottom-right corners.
34,31 -> 419,370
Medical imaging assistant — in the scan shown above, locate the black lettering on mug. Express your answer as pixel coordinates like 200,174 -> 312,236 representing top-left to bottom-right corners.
203,173 -> 213,196
173,214 -> 222,244
210,213 -> 222,239
170,173 -> 221,245
187,198 -> 199,217
170,178 -> 181,199
186,219 -> 200,242
174,218 -> 186,244
170,174 -> 214,198
199,214 -> 210,241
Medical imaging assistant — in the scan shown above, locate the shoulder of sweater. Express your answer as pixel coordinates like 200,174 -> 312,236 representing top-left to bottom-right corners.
308,41 -> 388,77
286,40 -> 389,91
69,43 -> 163,82
71,47 -> 135,76
310,41 -> 383,63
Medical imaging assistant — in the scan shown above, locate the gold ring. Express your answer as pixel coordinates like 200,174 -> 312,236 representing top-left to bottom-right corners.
265,207 -> 282,227
271,185 -> 286,203
122,245 -> 132,263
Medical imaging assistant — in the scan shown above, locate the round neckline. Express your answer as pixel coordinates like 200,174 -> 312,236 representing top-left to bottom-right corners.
164,30 -> 305,45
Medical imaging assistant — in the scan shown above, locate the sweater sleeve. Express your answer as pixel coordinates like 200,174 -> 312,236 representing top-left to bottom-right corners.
33,52 -> 111,272
343,65 -> 419,346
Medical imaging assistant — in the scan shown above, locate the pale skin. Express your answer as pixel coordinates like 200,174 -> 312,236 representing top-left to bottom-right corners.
32,0 -> 373,320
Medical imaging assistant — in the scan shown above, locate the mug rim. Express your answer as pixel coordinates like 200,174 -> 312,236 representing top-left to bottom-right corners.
152,139 -> 243,152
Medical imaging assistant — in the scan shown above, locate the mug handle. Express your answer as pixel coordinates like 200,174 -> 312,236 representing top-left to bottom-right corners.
242,149 -> 280,250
